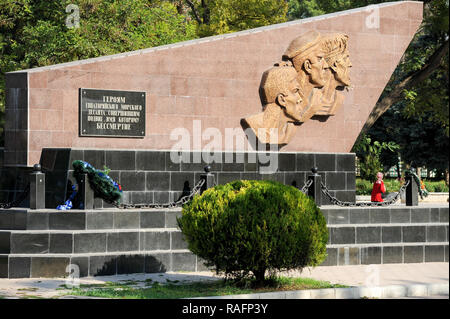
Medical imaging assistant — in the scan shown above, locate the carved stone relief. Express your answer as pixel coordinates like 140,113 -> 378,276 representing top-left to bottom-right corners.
242,30 -> 352,147
242,63 -> 305,145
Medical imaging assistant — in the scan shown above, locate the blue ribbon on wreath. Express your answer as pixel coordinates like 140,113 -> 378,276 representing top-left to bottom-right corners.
56,160 -> 123,210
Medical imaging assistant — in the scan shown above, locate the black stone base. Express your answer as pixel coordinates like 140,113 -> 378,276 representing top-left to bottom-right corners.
28,148 -> 356,208
1,206 -> 447,278
0,165 -> 32,207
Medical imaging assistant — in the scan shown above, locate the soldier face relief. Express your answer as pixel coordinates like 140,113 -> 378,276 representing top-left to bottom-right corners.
278,72 -> 304,122
303,50 -> 328,87
242,31 -> 351,147
332,49 -> 352,87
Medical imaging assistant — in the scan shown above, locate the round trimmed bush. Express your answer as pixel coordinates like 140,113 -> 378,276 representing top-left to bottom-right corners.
177,180 -> 328,283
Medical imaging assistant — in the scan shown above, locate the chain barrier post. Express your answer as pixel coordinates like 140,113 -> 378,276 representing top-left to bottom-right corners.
308,167 -> 323,207
405,172 -> 418,206
200,165 -> 215,194
80,173 -> 94,209
30,164 -> 45,209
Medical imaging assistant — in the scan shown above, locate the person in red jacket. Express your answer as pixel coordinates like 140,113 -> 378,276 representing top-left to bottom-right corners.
371,172 -> 386,202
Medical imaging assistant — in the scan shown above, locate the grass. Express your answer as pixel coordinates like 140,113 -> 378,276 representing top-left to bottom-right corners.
17,288 -> 39,292
62,276 -> 349,299
356,178 -> 449,195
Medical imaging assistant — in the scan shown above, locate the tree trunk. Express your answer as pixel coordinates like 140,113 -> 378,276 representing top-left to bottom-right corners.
396,162 -> 401,179
445,169 -> 449,187
355,39 -> 449,144
417,167 -> 422,179
253,268 -> 266,285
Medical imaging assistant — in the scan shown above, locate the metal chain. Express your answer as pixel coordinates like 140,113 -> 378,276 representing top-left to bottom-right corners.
108,178 -> 206,209
300,179 -> 313,194
0,183 -> 30,209
319,180 -> 410,207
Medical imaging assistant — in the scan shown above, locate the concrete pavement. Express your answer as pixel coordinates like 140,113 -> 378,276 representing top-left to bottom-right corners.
0,262 -> 448,299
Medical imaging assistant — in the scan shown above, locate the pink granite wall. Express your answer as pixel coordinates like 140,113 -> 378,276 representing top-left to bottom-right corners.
5,1 -> 423,167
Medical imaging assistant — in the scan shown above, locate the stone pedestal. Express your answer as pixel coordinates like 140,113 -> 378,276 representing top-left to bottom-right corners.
30,148 -> 356,208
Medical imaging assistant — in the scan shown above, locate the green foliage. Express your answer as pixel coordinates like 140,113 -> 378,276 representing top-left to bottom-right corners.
0,0 -> 196,145
423,180 -> 449,193
102,165 -> 111,176
287,0 -> 402,20
356,178 -> 448,195
64,276 -> 347,299
178,180 -> 328,283
352,135 -> 399,181
186,0 -> 288,37
369,105 -> 449,175
356,178 -> 402,195
385,0 -> 449,135
72,160 -> 122,204
355,178 -> 373,196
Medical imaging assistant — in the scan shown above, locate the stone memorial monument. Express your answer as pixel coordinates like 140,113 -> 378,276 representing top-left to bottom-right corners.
2,2 -> 446,280
1,1 -> 424,208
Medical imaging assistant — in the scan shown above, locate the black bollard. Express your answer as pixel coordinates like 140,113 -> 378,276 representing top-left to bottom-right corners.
405,174 -> 418,206
30,164 -> 45,209
308,167 -> 323,207
200,165 -> 215,194
79,173 -> 94,209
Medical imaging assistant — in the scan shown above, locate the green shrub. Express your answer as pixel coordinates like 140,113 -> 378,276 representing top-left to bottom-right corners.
384,179 -> 402,193
356,178 -> 373,195
356,178 -> 449,195
356,178 -> 403,195
423,180 -> 449,193
177,180 -> 328,284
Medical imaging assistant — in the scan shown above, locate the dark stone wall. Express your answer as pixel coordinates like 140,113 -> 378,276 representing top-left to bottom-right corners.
1,148 -> 356,208
41,148 -> 355,208
4,73 -> 28,166
0,148 -> 31,206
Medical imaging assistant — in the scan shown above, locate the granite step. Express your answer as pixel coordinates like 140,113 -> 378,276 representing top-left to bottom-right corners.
0,250 -> 206,278
2,222 -> 447,254
322,242 -> 449,266
326,223 -> 448,245
0,208 -> 182,230
1,243 -> 448,278
322,206 -> 449,225
1,206 -> 448,278
0,228 -> 188,254
2,206 -> 448,231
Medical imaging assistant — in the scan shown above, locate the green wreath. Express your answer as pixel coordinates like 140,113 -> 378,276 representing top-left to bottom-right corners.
72,160 -> 123,204
405,169 -> 429,200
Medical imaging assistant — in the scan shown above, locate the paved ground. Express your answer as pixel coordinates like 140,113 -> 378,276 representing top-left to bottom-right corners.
0,262 -> 447,299
286,262 -> 449,287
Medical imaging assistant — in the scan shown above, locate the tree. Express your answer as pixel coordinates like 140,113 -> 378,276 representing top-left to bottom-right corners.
287,0 -> 398,20
352,134 -> 399,181
184,0 -> 288,37
361,0 -> 449,137
178,180 -> 328,284
368,103 -> 449,180
0,0 -> 197,145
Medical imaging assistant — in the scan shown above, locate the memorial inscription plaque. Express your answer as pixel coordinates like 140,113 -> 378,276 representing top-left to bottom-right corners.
79,88 -> 145,138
